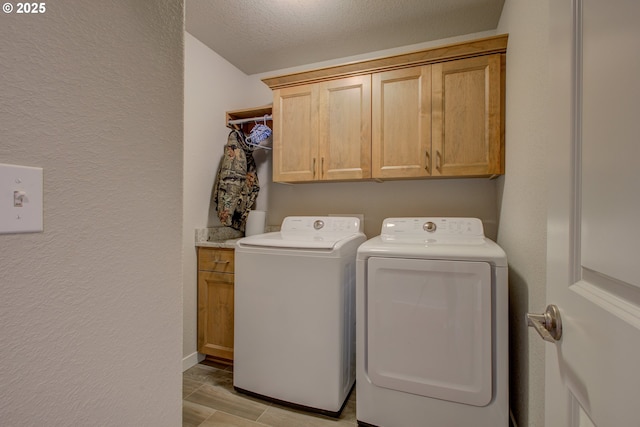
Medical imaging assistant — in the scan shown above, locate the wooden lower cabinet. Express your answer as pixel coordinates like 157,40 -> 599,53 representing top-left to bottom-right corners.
197,247 -> 234,362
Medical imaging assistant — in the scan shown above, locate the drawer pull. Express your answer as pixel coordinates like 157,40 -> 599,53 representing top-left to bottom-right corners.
213,260 -> 230,264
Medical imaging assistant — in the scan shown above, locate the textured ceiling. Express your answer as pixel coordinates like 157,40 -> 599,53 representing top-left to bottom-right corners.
186,0 -> 505,75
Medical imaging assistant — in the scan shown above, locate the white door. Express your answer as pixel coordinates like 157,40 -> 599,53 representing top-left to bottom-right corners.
546,0 -> 640,426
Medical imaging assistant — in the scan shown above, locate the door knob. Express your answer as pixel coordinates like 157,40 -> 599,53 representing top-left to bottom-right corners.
526,304 -> 562,342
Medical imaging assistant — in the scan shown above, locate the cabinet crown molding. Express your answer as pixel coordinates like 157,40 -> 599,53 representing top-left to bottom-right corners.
262,34 -> 508,90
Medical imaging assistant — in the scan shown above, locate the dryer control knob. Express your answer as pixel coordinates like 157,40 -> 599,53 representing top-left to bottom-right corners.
313,220 -> 325,230
423,221 -> 437,232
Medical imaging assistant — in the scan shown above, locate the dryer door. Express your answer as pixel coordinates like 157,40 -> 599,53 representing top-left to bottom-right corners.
366,257 -> 492,406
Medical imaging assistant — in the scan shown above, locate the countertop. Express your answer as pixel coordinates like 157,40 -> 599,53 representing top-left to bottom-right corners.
196,238 -> 241,249
195,226 -> 242,249
195,225 -> 279,249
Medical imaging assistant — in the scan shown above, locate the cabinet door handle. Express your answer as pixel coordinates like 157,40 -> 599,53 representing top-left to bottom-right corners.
313,158 -> 316,178
425,151 -> 430,173
436,150 -> 442,172
321,157 -> 324,178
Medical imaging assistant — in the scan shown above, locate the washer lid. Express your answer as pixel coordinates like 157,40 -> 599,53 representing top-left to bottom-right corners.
238,216 -> 362,249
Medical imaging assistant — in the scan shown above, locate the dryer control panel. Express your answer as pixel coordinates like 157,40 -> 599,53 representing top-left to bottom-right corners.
381,217 -> 485,241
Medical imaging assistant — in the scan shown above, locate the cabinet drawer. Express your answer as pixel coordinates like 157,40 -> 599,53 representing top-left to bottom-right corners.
198,248 -> 235,273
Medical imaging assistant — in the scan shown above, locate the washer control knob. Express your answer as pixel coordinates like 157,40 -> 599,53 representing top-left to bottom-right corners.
423,221 -> 437,232
313,220 -> 325,230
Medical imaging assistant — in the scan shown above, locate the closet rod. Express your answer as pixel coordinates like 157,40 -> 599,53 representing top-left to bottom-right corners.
227,114 -> 272,125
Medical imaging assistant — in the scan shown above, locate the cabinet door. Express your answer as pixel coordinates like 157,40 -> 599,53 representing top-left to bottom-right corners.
197,270 -> 234,360
318,75 -> 372,180
432,55 -> 503,176
372,66 -> 431,179
272,84 -> 319,182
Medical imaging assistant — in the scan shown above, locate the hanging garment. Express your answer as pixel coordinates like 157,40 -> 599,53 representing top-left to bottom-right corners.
213,130 -> 260,232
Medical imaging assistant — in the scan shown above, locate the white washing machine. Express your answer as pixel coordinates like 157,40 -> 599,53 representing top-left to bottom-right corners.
356,218 -> 508,427
234,216 -> 366,416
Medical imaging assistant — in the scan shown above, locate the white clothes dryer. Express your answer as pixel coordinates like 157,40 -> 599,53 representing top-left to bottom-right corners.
234,216 -> 366,417
356,218 -> 508,427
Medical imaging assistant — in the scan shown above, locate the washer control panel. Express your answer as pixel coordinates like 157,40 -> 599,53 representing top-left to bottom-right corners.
381,217 -> 485,240
282,216 -> 361,234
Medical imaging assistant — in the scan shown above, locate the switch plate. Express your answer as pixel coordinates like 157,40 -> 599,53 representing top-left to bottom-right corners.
0,163 -> 43,234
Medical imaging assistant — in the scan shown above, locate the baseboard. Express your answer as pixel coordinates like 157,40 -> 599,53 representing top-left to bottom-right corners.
182,351 -> 205,372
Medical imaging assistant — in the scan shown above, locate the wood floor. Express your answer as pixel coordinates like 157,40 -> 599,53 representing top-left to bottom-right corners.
183,362 -> 357,427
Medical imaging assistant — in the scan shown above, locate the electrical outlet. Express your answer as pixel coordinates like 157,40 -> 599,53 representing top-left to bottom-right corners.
0,163 -> 43,234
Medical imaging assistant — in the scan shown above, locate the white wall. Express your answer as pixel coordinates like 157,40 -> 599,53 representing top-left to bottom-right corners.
0,1 -> 184,426
182,33 -> 271,366
267,179 -> 499,239
496,1 -> 550,426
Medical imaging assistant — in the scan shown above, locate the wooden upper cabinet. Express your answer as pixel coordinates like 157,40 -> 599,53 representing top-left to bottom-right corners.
272,84 -> 319,182
319,75 -> 372,181
264,34 -> 508,182
273,76 -> 371,182
372,66 -> 431,179
432,54 -> 504,176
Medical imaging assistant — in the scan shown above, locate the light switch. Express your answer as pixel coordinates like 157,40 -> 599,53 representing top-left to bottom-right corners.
0,163 -> 43,234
